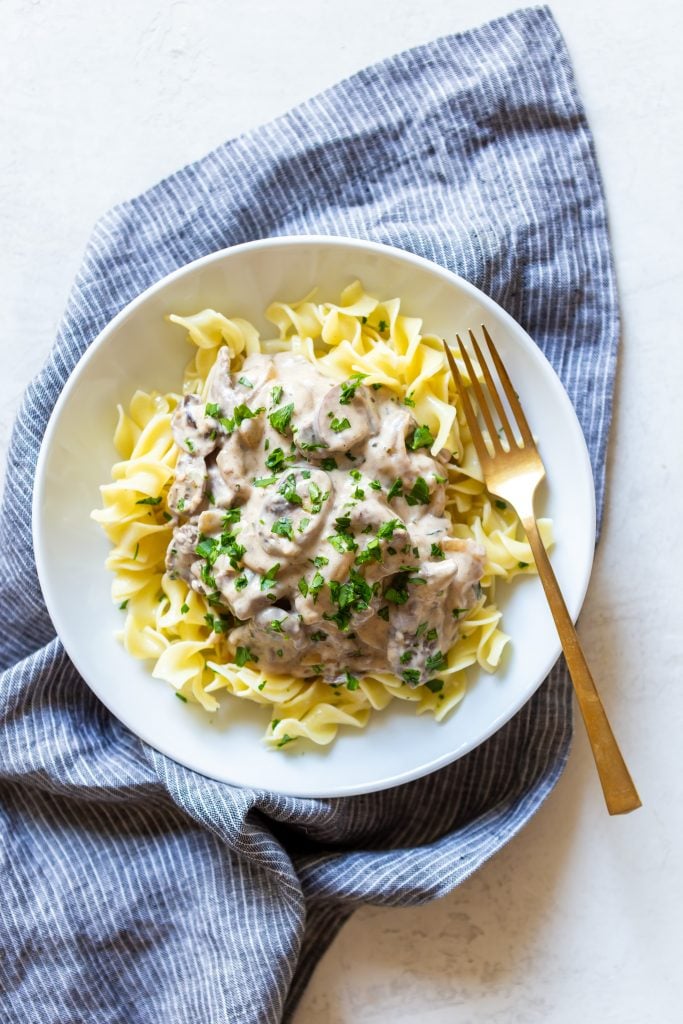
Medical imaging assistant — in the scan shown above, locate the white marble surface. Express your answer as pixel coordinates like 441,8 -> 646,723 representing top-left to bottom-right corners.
2,1 -> 681,1021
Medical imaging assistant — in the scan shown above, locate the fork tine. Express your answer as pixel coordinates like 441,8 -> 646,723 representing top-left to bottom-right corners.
442,341 -> 491,470
468,329 -> 515,446
481,325 -> 534,447
455,334 -> 501,453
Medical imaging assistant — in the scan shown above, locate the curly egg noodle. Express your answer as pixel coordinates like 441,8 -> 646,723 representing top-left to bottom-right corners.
92,282 -> 552,749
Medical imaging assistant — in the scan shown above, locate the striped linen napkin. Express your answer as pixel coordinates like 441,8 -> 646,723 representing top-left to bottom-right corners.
0,7 -> 617,1021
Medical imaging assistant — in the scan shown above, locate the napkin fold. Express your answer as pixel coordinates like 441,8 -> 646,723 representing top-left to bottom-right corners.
0,7 -> 618,1022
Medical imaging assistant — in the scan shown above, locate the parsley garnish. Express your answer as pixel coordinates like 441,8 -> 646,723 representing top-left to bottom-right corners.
175,692 -> 187,703
400,652 -> 413,664
330,416 -> 351,433
308,481 -> 327,514
269,619 -> 285,633
495,499 -> 508,510
180,602 -> 189,614
311,631 -> 327,642
235,646 -> 258,667
235,576 -> 248,591
277,734 -> 295,748
387,478 -> 403,501
265,447 -> 293,471
176,498 -> 185,511
270,384 -> 283,405
298,578 -> 308,597
405,477 -> 430,506
426,651 -> 448,673
132,543 -> 139,561
403,393 -> 416,408
253,475 -> 277,487
369,479 -> 382,491
269,403 -> 294,435
184,438 -> 195,452
312,555 -> 329,568
345,673 -> 360,691
430,543 -> 445,560
402,669 -> 420,686
271,517 -> 294,541
205,402 -> 221,417
378,319 -> 388,332
377,518 -> 401,540
136,496 -> 162,506
222,509 -> 241,525
320,457 -> 338,471
407,425 -> 435,450
238,376 -> 253,388
518,561 -> 529,569
425,678 -> 444,693
339,373 -> 367,405
355,538 -> 381,565
299,439 -> 327,451
260,564 -> 281,591
118,600 -> 129,610
278,473 -> 302,506
377,606 -> 390,622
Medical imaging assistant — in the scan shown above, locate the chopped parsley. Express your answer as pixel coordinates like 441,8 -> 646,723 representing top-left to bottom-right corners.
265,447 -> 293,471
330,416 -> 351,433
184,438 -> 195,452
452,608 -> 466,618
269,403 -> 294,435
324,570 -> 372,631
378,319 -> 388,332
299,439 -> 327,451
400,651 -> 413,664
180,602 -> 189,614
205,402 -> 221,417
270,385 -> 283,405
355,538 -> 381,565
136,496 -> 161,506
320,457 -> 338,471
271,517 -> 294,541
369,479 -> 382,491
308,482 -> 327,514
430,543 -> 445,560
405,476 -> 430,506
238,376 -> 253,388
269,619 -> 285,634
402,669 -> 420,686
425,678 -> 444,693
345,672 -> 360,691
235,646 -> 258,667
377,606 -> 390,621
298,578 -> 309,597
495,499 -> 508,510
176,498 -> 185,512
260,563 -> 281,591
311,631 -> 327,642
222,509 -> 241,525
278,473 -> 302,506
312,555 -> 329,568
339,373 -> 367,405
518,561 -> 529,569
175,692 -> 187,703
253,475 -> 277,487
387,478 -> 403,501
298,517 -> 310,533
426,651 -> 448,673
132,543 -> 139,561
407,425 -> 435,450
277,734 -> 295,748
308,571 -> 325,601
403,393 -> 416,408
257,680 -> 267,691
377,518 -> 402,540
118,600 -> 129,611
235,576 -> 248,591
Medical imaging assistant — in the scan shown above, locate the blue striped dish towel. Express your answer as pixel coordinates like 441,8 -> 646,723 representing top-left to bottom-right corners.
0,7 -> 618,1022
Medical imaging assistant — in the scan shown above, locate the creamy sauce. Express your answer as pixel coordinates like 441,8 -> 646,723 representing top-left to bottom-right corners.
166,350 -> 485,686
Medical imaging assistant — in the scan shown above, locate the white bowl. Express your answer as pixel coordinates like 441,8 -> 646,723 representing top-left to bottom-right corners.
33,236 -> 596,797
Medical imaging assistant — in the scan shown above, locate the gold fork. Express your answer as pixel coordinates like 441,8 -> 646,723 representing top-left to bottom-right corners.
443,327 -> 641,816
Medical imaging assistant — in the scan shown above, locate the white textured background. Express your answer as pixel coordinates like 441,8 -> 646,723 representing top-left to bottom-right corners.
2,1 -> 682,1021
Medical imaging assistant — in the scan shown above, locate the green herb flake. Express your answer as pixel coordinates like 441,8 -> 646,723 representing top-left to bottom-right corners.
352,487 -> 365,500
387,478 -> 404,501
377,518 -> 402,540
271,517 -> 294,541
132,543 -> 139,561
298,578 -> 309,598
426,651 -> 448,673
184,438 -> 195,452
299,439 -> 327,451
405,476 -> 430,506
260,564 -> 281,591
369,479 -> 382,491
345,672 -> 360,691
377,606 -> 390,621
425,678 -> 444,693
254,475 -> 277,488
408,425 -> 435,451
298,517 -> 311,533
269,403 -> 295,435
238,376 -> 253,388
495,499 -> 508,510
180,602 -> 189,614
278,473 -> 302,506
235,646 -> 258,667
402,668 -> 420,686
311,631 -> 327,642
430,543 -> 445,560
518,561 -> 530,569
320,457 -> 338,471
399,651 -> 413,664
136,496 -> 162,506
118,600 -> 129,611
277,734 -> 295,748
175,692 -> 188,703
378,319 -> 388,332
403,393 -> 416,408
330,416 -> 351,433
176,498 -> 186,512
205,402 -> 221,417
257,680 -> 267,691
235,576 -> 248,591
270,385 -> 283,405
222,509 -> 241,525
313,555 -> 329,568
339,372 -> 368,405
269,619 -> 285,634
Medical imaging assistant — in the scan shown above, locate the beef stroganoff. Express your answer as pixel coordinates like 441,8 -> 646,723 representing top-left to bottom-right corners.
92,282 -> 552,749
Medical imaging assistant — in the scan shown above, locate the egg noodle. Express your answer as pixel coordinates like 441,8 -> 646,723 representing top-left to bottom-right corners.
92,282 -> 552,749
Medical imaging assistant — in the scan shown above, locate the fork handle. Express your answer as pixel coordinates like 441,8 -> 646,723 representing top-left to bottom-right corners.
520,513 -> 641,815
